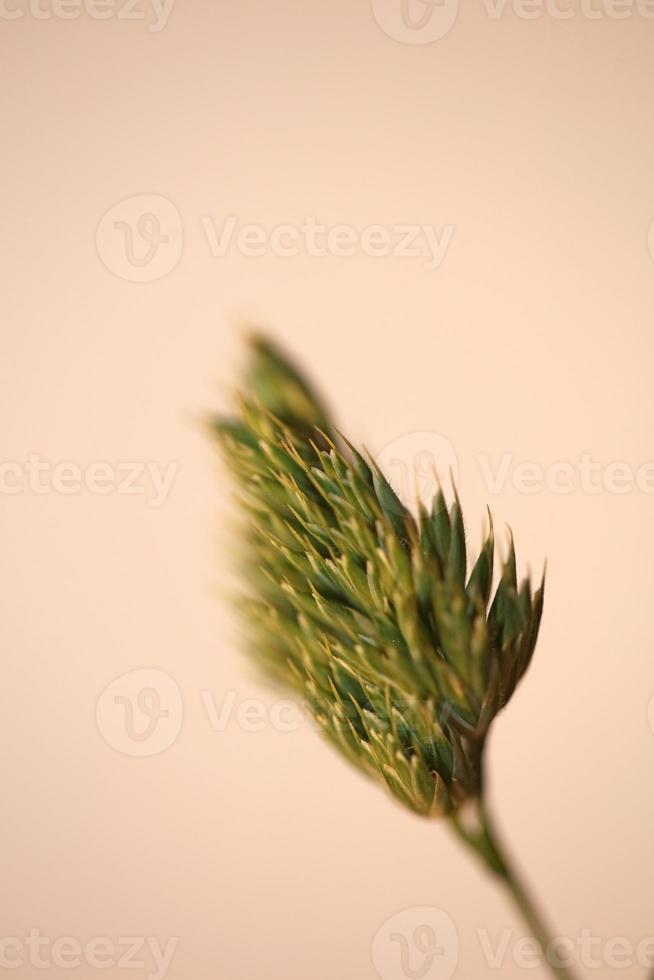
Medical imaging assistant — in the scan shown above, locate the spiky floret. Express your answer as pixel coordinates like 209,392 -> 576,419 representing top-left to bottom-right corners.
211,336 -> 544,817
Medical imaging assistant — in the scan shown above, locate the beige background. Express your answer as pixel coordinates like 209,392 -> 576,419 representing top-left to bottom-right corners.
2,2 -> 654,978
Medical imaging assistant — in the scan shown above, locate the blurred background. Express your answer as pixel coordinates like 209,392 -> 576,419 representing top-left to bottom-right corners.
2,2 -> 654,977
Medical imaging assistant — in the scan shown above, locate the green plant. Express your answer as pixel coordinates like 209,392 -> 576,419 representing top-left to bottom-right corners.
211,335 -> 575,980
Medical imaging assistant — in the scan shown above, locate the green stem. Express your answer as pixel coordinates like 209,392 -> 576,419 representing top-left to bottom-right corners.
450,797 -> 580,980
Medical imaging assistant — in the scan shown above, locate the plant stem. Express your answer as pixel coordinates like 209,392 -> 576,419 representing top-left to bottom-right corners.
450,796 -> 580,980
